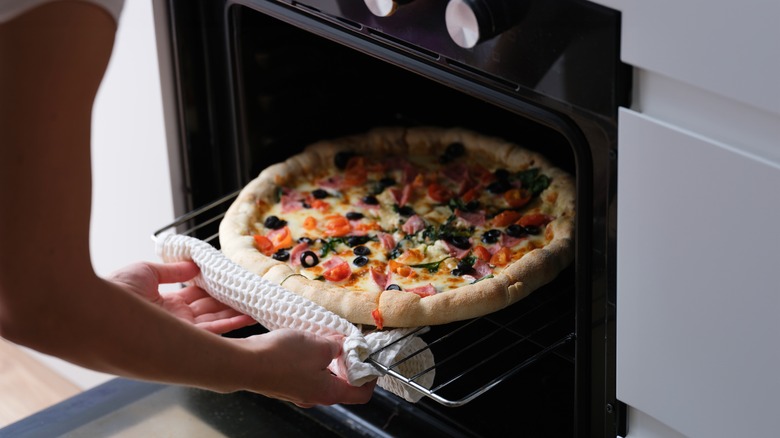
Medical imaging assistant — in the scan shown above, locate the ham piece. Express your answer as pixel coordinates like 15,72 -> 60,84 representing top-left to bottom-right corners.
406,284 -> 437,297
402,215 -> 426,235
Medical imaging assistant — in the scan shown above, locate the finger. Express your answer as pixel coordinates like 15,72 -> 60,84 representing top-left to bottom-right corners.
148,261 -> 200,284
189,296 -> 234,316
327,375 -> 376,405
316,333 -> 344,359
195,314 -> 256,334
193,307 -> 248,323
163,285 -> 210,304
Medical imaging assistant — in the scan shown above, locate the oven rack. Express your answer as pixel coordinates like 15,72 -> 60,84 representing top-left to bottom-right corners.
152,192 -> 576,407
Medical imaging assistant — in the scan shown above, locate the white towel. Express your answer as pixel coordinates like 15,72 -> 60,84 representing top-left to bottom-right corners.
155,234 -> 434,402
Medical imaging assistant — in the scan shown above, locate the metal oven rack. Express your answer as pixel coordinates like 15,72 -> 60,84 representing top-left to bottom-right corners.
153,193 -> 576,407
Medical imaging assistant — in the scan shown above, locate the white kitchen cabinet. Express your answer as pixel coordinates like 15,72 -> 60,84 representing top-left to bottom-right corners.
616,109 -> 780,437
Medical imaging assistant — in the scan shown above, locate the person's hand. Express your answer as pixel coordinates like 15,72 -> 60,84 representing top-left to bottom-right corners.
240,329 -> 376,407
106,261 -> 256,334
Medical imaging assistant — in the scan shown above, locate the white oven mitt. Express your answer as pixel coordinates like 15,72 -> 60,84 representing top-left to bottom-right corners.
155,234 -> 435,403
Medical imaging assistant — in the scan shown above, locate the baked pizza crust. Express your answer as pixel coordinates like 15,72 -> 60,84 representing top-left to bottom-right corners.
219,126 -> 575,327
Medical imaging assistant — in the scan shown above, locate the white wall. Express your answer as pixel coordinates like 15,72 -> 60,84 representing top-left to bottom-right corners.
90,0 -> 173,274
25,0 -> 173,390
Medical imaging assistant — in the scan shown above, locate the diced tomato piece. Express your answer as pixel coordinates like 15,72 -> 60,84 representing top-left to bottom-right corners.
310,199 -> 330,212
343,157 -> 367,187
303,216 -> 317,230
267,226 -> 293,250
323,262 -> 352,282
469,164 -> 493,184
354,222 -> 382,232
489,247 -> 512,266
389,259 -> 415,277
371,308 -> 384,330
492,210 -> 523,227
473,245 -> 491,262
366,161 -> 386,173
325,215 -> 351,237
503,188 -> 532,208
460,186 -> 480,203
518,213 -> 553,228
427,183 -> 453,203
253,234 -> 274,256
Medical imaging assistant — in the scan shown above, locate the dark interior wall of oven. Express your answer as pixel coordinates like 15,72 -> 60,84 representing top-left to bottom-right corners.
230,10 -> 575,184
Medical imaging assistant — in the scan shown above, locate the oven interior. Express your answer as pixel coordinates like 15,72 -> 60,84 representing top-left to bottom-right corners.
160,0 -> 626,436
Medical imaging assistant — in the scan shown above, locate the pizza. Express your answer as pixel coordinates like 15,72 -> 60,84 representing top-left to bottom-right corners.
218,126 -> 574,329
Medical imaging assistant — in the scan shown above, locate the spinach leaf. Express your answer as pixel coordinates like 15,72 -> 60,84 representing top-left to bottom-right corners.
319,237 -> 346,257
471,274 -> 494,284
515,168 -> 551,195
410,257 -> 451,273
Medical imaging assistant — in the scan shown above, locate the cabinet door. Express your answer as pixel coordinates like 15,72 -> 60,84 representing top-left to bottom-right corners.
587,0 -> 780,116
616,109 -> 780,437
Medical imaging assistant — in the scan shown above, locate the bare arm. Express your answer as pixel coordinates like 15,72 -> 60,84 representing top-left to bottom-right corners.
0,2 -> 373,406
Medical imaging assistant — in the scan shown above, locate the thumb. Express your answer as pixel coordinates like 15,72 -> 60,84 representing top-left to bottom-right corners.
324,333 -> 345,358
149,261 -> 201,284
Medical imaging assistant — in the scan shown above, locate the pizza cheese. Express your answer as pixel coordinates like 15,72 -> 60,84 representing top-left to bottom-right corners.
219,127 -> 575,328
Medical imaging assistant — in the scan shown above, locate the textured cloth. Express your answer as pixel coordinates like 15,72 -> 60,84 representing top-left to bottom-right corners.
156,234 -> 434,402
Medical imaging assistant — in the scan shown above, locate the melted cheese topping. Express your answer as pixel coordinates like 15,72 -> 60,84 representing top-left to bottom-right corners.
249,152 -> 555,296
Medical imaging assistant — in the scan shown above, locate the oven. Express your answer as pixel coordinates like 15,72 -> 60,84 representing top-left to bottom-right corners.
151,1 -> 780,437
151,0 -> 626,437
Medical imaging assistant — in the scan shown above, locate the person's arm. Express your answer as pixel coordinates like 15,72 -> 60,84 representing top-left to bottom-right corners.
0,2 -> 373,407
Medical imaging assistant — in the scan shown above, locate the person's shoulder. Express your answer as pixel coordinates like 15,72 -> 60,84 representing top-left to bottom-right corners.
0,0 -> 125,24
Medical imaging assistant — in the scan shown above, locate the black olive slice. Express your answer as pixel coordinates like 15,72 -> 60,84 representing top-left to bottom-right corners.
486,180 -> 511,194
264,215 -> 287,229
481,229 -> 502,244
379,177 -> 396,188
445,142 -> 466,158
345,212 -> 364,220
300,251 -> 320,268
346,236 -> 370,247
362,195 -> 379,205
494,168 -> 510,181
398,205 -> 415,217
272,249 -> 290,261
311,189 -> 329,199
505,224 -> 527,238
445,235 -> 472,250
524,225 -> 541,235
353,245 -> 371,256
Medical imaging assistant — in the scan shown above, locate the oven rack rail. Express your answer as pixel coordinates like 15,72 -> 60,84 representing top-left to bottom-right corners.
152,192 -> 576,407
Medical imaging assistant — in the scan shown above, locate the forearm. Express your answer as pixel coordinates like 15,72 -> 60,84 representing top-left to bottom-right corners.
0,272 -> 253,394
